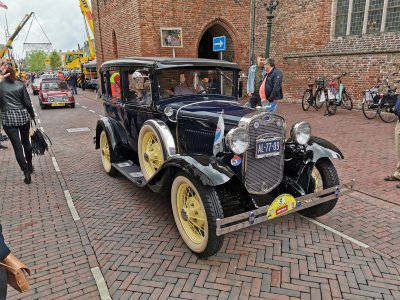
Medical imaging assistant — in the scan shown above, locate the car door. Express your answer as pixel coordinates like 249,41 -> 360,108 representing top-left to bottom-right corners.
120,68 -> 154,152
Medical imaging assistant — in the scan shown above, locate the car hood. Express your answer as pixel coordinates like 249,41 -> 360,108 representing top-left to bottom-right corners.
160,98 -> 254,126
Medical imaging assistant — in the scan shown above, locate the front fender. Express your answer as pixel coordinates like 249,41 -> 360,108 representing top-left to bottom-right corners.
150,154 -> 235,186
95,117 -> 129,155
306,136 -> 344,162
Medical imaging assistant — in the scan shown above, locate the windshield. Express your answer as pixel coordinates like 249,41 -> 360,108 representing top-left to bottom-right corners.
42,82 -> 68,90
158,68 -> 237,100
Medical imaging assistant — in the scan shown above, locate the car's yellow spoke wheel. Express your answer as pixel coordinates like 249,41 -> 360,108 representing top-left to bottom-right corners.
100,131 -> 112,173
176,183 -> 206,244
138,125 -> 165,180
312,168 -> 323,192
172,175 -> 209,253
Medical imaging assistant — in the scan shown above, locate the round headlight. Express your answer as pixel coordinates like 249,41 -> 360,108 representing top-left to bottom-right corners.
164,106 -> 174,117
290,121 -> 311,145
225,128 -> 250,155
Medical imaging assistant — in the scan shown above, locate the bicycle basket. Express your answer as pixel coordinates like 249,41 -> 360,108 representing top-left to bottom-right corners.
364,88 -> 378,102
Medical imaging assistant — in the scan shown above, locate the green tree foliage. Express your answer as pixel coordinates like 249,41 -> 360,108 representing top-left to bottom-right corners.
49,50 -> 62,70
25,50 -> 47,72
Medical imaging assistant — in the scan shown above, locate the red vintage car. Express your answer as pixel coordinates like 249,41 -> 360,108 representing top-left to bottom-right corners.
38,79 -> 75,109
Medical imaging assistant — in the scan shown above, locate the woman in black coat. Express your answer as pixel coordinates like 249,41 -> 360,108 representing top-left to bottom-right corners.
0,63 -> 35,184
0,224 -> 10,299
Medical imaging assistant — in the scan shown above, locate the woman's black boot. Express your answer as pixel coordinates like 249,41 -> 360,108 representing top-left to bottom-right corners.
27,161 -> 34,174
23,170 -> 31,184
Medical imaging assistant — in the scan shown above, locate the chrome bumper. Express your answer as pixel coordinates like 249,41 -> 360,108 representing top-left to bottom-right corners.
216,180 -> 355,236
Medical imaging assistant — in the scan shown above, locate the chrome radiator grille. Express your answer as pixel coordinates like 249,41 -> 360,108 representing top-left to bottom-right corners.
240,112 -> 285,194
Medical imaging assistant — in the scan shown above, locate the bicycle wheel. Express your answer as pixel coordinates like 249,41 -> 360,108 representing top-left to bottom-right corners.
378,106 -> 397,123
325,96 -> 337,115
315,90 -> 324,109
301,90 -> 312,111
341,92 -> 353,110
362,101 -> 378,119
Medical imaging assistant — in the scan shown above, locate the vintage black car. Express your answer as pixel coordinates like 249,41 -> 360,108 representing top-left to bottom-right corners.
95,57 -> 354,257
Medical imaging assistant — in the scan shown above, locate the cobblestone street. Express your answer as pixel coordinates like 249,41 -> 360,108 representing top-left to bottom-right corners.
1,88 -> 399,299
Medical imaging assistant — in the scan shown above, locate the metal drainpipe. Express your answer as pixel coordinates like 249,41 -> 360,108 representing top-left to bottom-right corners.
249,0 -> 256,66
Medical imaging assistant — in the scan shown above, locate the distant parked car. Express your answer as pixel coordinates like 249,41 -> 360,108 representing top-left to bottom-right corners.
40,73 -> 56,80
38,79 -> 75,109
31,78 -> 42,95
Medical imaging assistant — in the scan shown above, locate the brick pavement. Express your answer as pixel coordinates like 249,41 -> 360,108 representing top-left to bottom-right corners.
0,88 -> 399,299
0,133 -> 101,299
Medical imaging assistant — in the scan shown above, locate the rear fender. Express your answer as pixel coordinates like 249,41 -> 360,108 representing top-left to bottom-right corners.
149,154 -> 235,187
306,136 -> 344,162
95,117 -> 129,157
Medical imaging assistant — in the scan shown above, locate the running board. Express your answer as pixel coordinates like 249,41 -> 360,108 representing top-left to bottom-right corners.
216,180 -> 356,236
112,161 -> 146,186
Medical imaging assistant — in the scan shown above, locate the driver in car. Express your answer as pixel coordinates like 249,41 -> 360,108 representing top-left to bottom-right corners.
174,71 -> 201,95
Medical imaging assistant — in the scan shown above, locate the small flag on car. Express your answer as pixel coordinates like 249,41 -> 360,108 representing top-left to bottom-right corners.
0,1 -> 8,9
213,110 -> 225,156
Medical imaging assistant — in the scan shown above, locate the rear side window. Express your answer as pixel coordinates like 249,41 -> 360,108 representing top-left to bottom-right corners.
123,69 -> 152,107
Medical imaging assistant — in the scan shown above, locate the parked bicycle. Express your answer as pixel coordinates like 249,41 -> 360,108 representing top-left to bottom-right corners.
362,85 -> 380,119
362,73 -> 399,123
325,73 -> 353,116
301,77 -> 326,111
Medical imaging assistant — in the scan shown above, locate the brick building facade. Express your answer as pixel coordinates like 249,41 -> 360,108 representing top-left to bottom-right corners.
92,0 -> 400,104
253,0 -> 400,104
91,0 -> 252,74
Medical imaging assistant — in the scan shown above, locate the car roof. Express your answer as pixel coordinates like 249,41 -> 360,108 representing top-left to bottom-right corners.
101,57 -> 241,70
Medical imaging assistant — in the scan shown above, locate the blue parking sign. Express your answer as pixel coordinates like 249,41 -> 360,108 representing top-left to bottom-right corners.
213,36 -> 226,52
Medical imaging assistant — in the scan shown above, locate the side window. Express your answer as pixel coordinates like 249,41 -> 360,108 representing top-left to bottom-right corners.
126,69 -> 152,107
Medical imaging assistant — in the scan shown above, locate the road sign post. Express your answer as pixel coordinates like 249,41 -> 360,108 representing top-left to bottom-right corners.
213,36 -> 227,94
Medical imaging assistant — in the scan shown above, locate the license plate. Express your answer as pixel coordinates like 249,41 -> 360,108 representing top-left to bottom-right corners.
52,103 -> 65,107
255,138 -> 281,159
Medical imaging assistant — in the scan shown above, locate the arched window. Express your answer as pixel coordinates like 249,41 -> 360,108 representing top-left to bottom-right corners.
112,30 -> 118,58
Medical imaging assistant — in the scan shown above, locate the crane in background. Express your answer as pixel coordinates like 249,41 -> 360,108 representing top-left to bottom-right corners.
0,12 -> 34,59
80,0 -> 95,60
64,0 -> 96,70
0,12 -> 34,77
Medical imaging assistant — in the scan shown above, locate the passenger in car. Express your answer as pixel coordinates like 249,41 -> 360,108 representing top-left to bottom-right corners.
140,80 -> 152,105
159,77 -> 175,98
174,71 -> 200,95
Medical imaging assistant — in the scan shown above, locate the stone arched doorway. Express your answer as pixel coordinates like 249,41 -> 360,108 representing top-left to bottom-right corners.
198,23 -> 234,62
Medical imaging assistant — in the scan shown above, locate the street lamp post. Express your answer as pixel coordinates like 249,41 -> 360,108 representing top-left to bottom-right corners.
265,0 -> 279,59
